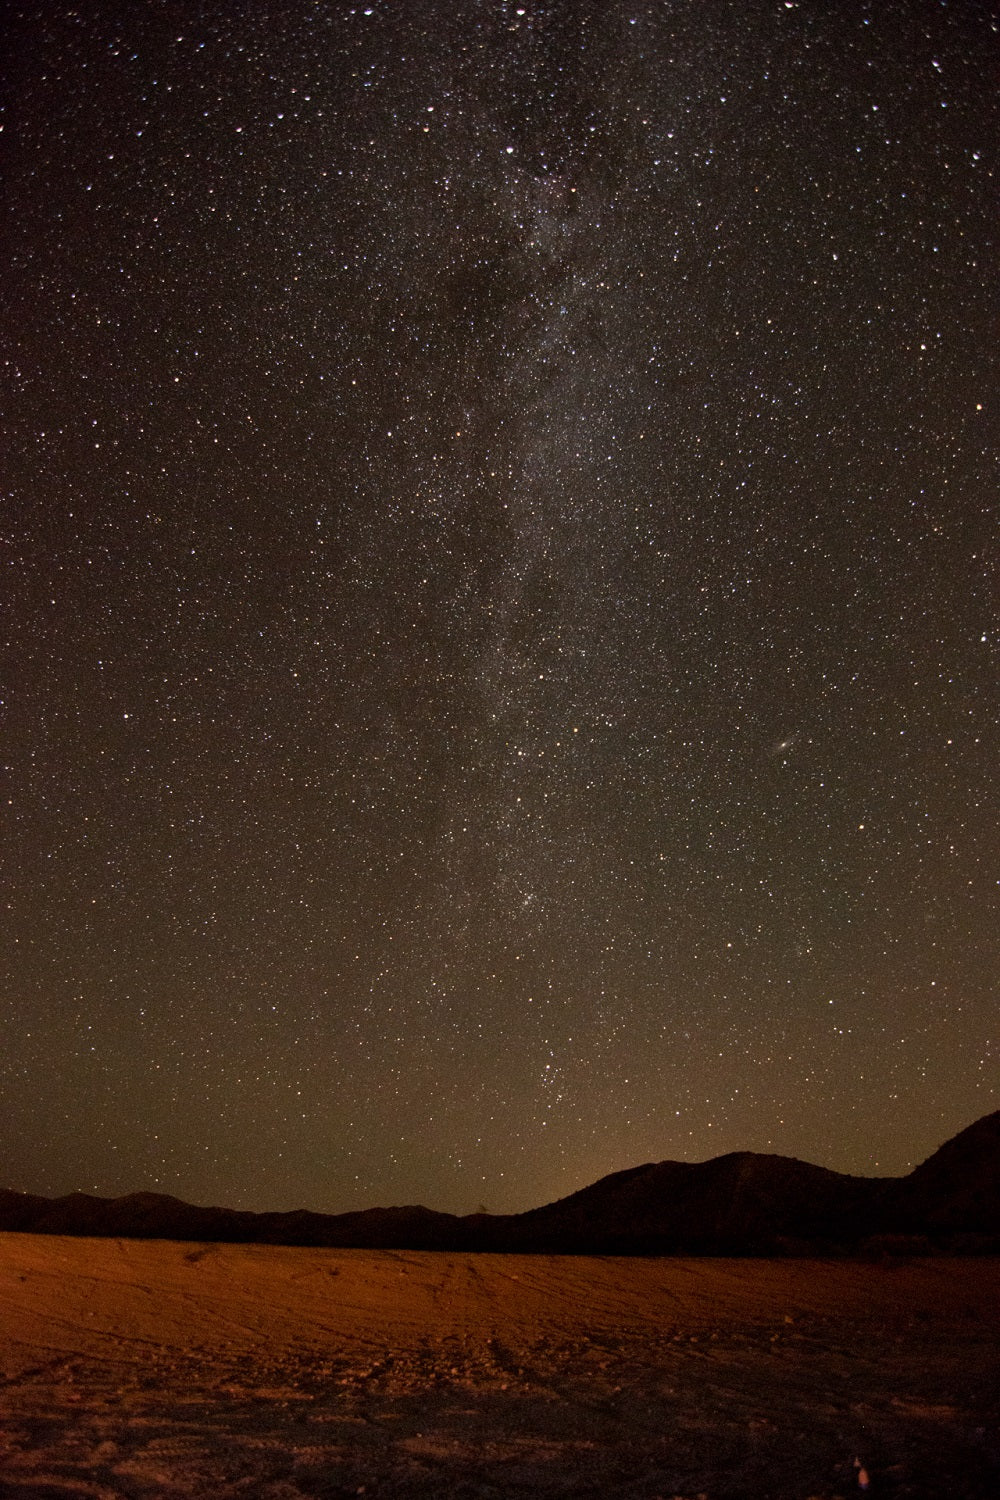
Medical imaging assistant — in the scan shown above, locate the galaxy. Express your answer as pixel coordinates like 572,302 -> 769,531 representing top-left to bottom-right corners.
2,0 -> 997,1215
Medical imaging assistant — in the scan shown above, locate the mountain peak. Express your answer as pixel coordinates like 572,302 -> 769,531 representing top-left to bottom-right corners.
2,1111 -> 998,1253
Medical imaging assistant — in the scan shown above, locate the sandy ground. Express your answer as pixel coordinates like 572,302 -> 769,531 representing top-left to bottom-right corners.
0,1234 -> 997,1498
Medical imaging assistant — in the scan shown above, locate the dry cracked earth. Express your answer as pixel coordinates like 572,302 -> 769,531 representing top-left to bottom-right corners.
0,1235 -> 997,1498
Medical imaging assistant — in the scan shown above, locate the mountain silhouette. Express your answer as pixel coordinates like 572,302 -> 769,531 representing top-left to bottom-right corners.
499,1151 -> 890,1254
886,1108 -> 1000,1236
2,1111 -> 998,1254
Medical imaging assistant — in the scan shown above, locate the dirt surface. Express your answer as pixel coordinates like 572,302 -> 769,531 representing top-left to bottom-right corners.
0,1234 -> 997,1498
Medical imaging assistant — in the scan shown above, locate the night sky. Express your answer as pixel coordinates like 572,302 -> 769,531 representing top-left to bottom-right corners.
3,0 -> 997,1217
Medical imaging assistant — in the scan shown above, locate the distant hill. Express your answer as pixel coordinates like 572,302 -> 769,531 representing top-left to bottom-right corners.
2,1111 -> 998,1254
499,1151 -> 891,1254
886,1109 -> 1000,1236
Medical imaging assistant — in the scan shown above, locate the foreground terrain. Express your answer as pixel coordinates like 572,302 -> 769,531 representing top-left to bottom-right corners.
0,1235 -> 997,1498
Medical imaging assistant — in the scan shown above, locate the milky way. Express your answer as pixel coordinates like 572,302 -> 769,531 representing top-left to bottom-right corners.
3,0 -> 997,1213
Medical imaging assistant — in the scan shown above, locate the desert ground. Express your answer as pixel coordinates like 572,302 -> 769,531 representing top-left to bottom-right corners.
0,1234 -> 997,1498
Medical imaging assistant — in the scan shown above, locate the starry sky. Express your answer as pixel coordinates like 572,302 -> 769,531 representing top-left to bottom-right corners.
2,0 -> 997,1216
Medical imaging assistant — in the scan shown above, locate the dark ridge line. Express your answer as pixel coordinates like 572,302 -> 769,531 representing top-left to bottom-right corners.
2,1110 -> 998,1255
